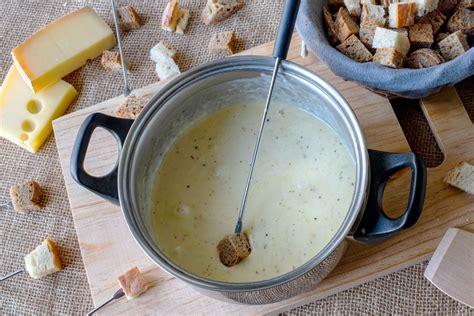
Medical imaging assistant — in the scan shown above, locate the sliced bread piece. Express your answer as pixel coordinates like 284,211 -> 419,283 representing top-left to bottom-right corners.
373,47 -> 405,67
409,23 -> 434,49
406,48 -> 445,68
176,8 -> 190,34
115,95 -> 149,119
217,233 -> 251,267
24,239 -> 62,279
361,4 -> 387,26
447,7 -> 474,35
117,5 -> 141,31
202,0 -> 244,25
323,7 -> 340,45
117,267 -> 149,299
336,7 -> 360,42
208,31 -> 237,55
388,2 -> 417,27
343,0 -> 362,18
444,161 -> 474,194
360,22 -> 378,47
150,41 -> 176,63
162,0 -> 180,32
438,0 -> 459,13
337,34 -> 374,62
419,9 -> 447,34
101,50 -> 130,74
373,27 -> 411,56
10,180 -> 42,213
438,30 -> 470,60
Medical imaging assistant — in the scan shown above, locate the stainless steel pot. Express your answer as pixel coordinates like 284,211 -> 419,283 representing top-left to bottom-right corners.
71,56 -> 427,304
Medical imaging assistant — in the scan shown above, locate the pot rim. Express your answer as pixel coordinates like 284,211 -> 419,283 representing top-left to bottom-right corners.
118,56 -> 369,292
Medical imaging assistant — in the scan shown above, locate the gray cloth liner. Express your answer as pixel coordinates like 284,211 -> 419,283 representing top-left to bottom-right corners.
296,0 -> 474,99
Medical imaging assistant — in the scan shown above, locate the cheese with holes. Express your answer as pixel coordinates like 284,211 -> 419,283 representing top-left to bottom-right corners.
11,7 -> 115,93
0,66 -> 77,153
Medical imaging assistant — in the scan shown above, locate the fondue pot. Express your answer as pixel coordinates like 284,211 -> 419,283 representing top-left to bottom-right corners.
71,56 -> 427,304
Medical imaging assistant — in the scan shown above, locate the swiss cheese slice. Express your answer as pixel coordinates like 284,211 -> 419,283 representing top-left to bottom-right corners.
0,65 -> 77,153
12,7 -> 115,93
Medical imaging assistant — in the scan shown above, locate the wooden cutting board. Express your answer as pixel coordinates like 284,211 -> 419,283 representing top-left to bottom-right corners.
52,34 -> 474,315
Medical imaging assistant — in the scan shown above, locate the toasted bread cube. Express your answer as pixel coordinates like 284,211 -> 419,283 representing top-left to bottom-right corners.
336,7 -> 360,42
436,32 -> 450,42
344,0 -> 362,17
406,48 -> 444,68
362,4 -> 387,26
444,161 -> 474,194
459,0 -> 474,8
217,234 -> 251,267
208,31 -> 237,55
360,22 -> 378,47
373,47 -> 405,67
419,9 -> 447,34
373,27 -> 411,56
447,7 -> 474,35
202,0 -> 244,25
438,0 -> 459,13
117,267 -> 149,299
411,0 -> 440,17
10,180 -> 42,213
101,50 -> 130,74
150,41 -> 176,64
176,9 -> 190,34
438,30 -> 470,60
409,23 -> 434,49
323,7 -> 339,45
24,239 -> 62,279
155,60 -> 181,81
162,0 -> 180,32
115,95 -> 149,119
337,34 -> 374,62
117,5 -> 141,31
388,2 -> 417,27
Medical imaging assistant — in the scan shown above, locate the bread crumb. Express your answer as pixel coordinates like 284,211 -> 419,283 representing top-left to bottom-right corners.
335,7 -> 360,42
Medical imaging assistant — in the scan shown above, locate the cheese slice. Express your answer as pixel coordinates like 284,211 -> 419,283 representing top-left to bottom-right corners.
0,65 -> 77,153
11,7 -> 115,93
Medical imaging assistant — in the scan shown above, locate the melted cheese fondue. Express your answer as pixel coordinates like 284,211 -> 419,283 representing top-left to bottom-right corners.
151,102 -> 355,282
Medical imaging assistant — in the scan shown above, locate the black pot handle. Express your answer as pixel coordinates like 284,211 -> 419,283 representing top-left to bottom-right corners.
70,113 -> 133,205
353,149 -> 427,243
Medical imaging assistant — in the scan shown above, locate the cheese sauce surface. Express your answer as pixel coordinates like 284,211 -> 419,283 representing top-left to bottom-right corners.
151,103 -> 355,282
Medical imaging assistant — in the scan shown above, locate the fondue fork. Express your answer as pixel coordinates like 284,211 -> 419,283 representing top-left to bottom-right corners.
217,0 -> 301,267
111,0 -> 131,97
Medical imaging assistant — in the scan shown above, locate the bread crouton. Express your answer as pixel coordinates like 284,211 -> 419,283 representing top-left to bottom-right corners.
406,48 -> 444,68
344,0 -> 362,18
202,0 -> 244,25
101,50 -> 130,74
444,161 -> 474,194
162,0 -> 180,32
361,4 -> 387,26
329,0 -> 345,13
360,22 -> 378,47
117,5 -> 141,31
419,9 -> 447,34
409,23 -> 434,49
115,95 -> 149,119
337,34 -> 374,62
373,47 -> 405,67
438,0 -> 459,13
176,9 -> 190,34
217,234 -> 251,267
208,31 -> 237,55
323,7 -> 339,45
373,27 -> 411,56
117,267 -> 149,299
388,2 -> 417,28
413,0 -> 440,17
150,41 -> 176,63
438,30 -> 470,60
10,180 -> 42,213
447,7 -> 474,35
336,7 -> 360,42
24,239 -> 62,279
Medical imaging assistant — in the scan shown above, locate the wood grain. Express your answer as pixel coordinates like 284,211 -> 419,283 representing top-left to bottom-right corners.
52,34 -> 474,315
425,228 -> 474,308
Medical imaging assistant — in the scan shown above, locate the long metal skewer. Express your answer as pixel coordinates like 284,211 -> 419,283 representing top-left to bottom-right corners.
86,288 -> 125,316
0,201 -> 13,209
234,58 -> 281,234
110,0 -> 131,97
0,268 -> 24,282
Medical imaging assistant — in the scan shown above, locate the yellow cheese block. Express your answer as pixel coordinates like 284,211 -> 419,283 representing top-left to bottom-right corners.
0,65 -> 77,153
12,7 -> 115,93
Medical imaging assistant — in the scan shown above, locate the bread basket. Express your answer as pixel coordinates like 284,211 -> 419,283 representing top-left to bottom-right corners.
295,0 -> 474,99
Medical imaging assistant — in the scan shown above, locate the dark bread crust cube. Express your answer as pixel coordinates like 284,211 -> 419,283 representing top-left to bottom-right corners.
117,267 -> 149,299
359,22 -> 378,48
373,48 -> 405,68
337,34 -> 374,62
323,7 -> 339,45
202,0 -> 244,25
117,5 -> 141,31
217,233 -> 251,267
101,50 -> 130,74
335,7 -> 360,42
406,48 -> 445,68
208,31 -> 237,55
419,10 -> 447,34
115,95 -> 149,119
409,23 -> 434,49
10,180 -> 42,213
447,7 -> 474,35
438,30 -> 470,60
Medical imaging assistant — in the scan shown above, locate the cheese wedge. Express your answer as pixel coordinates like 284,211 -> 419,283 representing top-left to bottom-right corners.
11,7 -> 115,93
0,65 -> 77,153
